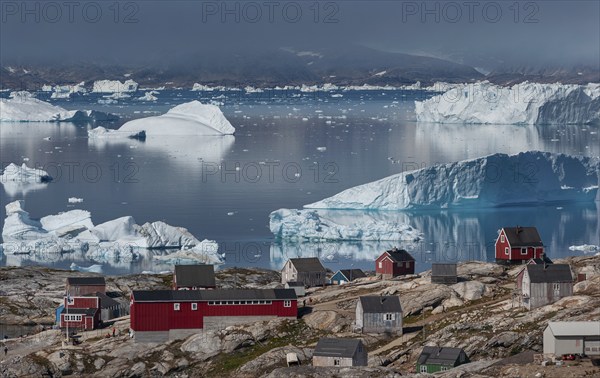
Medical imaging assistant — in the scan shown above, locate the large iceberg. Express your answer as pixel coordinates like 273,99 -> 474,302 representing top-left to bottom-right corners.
0,201 -> 223,264
118,100 -> 235,136
92,79 -> 139,93
0,97 -> 117,122
306,151 -> 600,210
1,163 -> 52,184
270,209 -> 422,241
415,82 -> 600,124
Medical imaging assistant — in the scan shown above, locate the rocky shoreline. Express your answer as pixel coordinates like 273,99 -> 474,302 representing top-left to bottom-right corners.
1,255 -> 599,377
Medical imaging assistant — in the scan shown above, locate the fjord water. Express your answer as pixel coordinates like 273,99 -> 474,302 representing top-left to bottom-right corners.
1,90 -> 598,275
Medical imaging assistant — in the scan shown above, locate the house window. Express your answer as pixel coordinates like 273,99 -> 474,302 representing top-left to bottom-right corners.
405,261 -> 410,268
67,297 -> 74,305
553,283 -> 560,290
384,313 -> 395,321
501,235 -> 505,243
441,366 -> 448,371
334,359 -> 340,366
505,247 -> 509,256
192,303 -> 198,311
174,303 -> 180,311
378,261 -> 382,269
521,248 -> 527,255
284,300 -> 291,307
420,366 -> 427,373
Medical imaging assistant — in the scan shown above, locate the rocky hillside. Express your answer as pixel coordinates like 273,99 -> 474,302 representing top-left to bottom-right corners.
0,255 -> 599,377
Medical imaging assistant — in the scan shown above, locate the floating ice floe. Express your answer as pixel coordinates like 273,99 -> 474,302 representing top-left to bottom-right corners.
569,244 -> 600,253
135,91 -> 158,102
49,82 -> 87,99
0,97 -> 118,122
1,163 -> 52,184
269,209 -> 423,242
68,197 -> 84,204
305,151 -> 600,210
118,100 -> 235,136
70,263 -> 103,273
415,81 -> 600,124
92,79 -> 139,93
0,201 -> 223,265
88,126 -> 146,140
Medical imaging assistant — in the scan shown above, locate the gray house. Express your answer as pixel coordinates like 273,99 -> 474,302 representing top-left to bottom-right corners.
543,321 -> 600,357
281,258 -> 327,287
284,281 -> 306,297
431,263 -> 458,284
313,338 -> 368,367
173,264 -> 216,290
355,296 -> 403,334
519,264 -> 573,310
96,292 -> 129,321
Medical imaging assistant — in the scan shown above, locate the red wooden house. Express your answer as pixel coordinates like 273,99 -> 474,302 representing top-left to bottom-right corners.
495,226 -> 544,264
60,308 -> 99,330
130,289 -> 297,342
376,248 -> 415,279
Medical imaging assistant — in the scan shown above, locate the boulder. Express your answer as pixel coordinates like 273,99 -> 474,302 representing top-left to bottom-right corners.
451,281 -> 487,301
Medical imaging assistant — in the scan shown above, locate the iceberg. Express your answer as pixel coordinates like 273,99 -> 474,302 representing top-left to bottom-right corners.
1,163 -> 52,184
50,82 -> 87,99
135,91 -> 158,102
118,100 -> 235,136
92,79 -> 138,93
0,97 -> 117,122
88,126 -> 146,140
270,209 -> 422,241
0,201 -> 221,265
306,151 -> 600,210
70,263 -> 103,273
569,244 -> 600,253
153,240 -> 223,265
415,82 -> 600,124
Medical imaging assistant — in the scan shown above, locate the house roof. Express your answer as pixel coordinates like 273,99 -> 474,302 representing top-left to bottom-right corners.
418,346 -> 465,366
285,281 -> 304,287
382,248 -> 415,262
431,263 -> 457,277
91,292 -> 121,309
313,338 -> 362,358
546,321 -> 600,337
66,277 -> 106,286
526,264 -> 572,283
288,258 -> 326,272
359,296 -> 402,313
174,264 -> 216,288
502,227 -> 543,247
338,269 -> 367,281
132,289 -> 297,302
530,256 -> 553,265
63,308 -> 98,316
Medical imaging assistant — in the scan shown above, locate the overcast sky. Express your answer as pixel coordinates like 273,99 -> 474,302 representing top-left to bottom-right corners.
1,0 -> 598,69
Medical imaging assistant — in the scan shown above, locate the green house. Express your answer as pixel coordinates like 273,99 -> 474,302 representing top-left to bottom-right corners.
416,346 -> 469,373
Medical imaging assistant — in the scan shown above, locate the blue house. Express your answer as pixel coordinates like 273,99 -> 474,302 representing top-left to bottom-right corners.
330,269 -> 367,285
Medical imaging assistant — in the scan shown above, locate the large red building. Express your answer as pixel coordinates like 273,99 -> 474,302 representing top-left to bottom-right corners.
376,248 -> 415,279
130,289 -> 298,342
495,226 -> 544,264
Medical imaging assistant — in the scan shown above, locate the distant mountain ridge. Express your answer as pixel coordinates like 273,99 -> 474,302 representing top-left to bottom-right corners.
1,46 -> 596,89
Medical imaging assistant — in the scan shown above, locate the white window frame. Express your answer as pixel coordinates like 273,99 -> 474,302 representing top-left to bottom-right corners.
191,303 -> 198,311
521,248 -> 528,255
500,235 -> 505,243
284,300 -> 291,308
441,366 -> 448,371
334,359 -> 340,366
384,313 -> 395,321
67,297 -> 74,305
174,303 -> 180,311
505,247 -> 509,256
420,365 -> 427,373
378,261 -> 382,269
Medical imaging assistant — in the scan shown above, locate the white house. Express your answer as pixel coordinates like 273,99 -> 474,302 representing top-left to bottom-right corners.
543,321 -> 600,357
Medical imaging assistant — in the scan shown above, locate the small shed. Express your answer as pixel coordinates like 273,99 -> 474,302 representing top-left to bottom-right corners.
519,264 -> 573,310
173,264 -> 216,290
376,248 -> 415,279
543,321 -> 600,357
330,269 -> 366,285
417,346 -> 469,373
281,258 -> 327,287
66,277 -> 106,296
284,281 -> 306,297
431,263 -> 458,284
312,338 -> 367,367
355,296 -> 402,334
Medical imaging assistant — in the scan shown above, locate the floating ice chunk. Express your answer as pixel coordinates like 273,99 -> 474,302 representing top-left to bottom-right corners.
88,126 -> 146,140
2,201 -> 47,240
569,244 -> 600,253
1,163 -> 52,184
70,263 -> 103,273
306,151 -> 600,210
68,197 -> 84,203
118,100 -> 235,136
0,97 -> 117,122
316,146 -> 327,152
92,79 -> 138,93
269,208 -> 423,241
135,91 -> 158,102
415,82 -> 600,124
9,91 -> 35,99
154,239 -> 223,265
